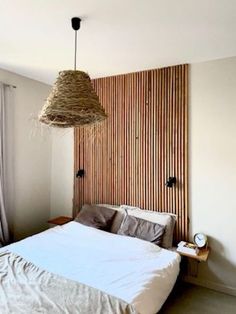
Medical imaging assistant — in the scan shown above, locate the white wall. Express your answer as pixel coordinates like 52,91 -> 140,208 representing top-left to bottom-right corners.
50,129 -> 74,218
0,68 -> 52,240
189,57 -> 236,295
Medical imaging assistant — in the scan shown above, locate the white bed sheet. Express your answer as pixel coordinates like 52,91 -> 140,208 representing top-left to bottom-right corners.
1,222 -> 180,314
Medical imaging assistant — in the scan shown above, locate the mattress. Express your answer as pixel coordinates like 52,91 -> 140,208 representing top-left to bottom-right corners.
0,222 -> 180,314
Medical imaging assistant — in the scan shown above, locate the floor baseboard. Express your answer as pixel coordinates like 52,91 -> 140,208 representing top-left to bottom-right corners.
183,275 -> 236,297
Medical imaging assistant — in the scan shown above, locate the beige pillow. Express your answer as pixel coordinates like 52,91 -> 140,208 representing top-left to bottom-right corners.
97,204 -> 126,233
120,205 -> 177,248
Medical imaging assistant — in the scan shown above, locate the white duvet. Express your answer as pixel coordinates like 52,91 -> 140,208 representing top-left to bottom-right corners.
1,222 -> 180,314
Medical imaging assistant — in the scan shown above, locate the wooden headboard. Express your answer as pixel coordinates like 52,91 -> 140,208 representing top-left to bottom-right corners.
74,64 -> 189,242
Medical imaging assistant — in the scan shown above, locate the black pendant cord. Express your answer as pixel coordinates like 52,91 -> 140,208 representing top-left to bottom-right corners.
74,30 -> 77,71
71,17 -> 81,71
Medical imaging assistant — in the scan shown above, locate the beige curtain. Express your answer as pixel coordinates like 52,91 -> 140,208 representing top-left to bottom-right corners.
0,83 -> 10,246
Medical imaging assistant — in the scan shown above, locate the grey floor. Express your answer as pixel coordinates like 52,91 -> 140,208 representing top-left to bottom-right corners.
159,282 -> 236,314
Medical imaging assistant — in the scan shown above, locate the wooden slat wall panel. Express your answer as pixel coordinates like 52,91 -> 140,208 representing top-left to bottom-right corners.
74,64 -> 189,242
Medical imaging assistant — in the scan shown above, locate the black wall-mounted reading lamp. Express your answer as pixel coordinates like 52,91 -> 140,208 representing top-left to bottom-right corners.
76,169 -> 85,178
165,177 -> 176,188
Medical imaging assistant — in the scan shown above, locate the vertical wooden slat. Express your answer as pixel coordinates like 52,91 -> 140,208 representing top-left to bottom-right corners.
74,64 -> 189,242
185,65 -> 189,241
158,69 -> 162,211
153,70 -> 157,210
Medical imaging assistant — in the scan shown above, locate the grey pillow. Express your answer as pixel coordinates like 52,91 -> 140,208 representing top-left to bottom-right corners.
120,205 -> 177,248
117,215 -> 165,246
96,204 -> 125,234
75,204 -> 117,231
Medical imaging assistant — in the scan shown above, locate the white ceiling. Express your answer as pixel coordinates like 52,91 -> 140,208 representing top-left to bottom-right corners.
0,0 -> 236,84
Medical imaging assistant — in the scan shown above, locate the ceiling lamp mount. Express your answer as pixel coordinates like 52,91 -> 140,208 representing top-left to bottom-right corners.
38,17 -> 107,128
71,17 -> 81,30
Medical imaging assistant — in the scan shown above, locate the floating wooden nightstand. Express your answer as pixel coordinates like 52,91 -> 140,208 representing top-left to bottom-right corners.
178,248 -> 210,262
48,216 -> 73,226
177,247 -> 210,278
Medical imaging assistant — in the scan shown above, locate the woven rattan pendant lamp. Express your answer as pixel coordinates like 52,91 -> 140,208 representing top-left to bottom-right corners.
39,17 -> 107,128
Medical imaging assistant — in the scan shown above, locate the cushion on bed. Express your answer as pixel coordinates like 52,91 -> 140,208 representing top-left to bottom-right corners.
117,214 -> 165,246
120,205 -> 177,248
97,204 -> 126,233
75,204 -> 117,231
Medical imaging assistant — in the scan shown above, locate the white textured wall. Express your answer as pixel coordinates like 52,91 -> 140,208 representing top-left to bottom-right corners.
50,129 -> 74,218
189,57 -> 236,295
0,68 -> 51,240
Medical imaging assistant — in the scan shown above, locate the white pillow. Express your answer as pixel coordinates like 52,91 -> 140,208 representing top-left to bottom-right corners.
120,205 -> 177,248
97,204 -> 126,233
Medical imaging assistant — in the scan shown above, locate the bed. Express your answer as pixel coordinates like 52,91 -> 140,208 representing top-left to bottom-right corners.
0,206 -> 181,314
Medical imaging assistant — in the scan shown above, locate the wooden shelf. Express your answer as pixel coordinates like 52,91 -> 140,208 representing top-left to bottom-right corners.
48,216 -> 73,226
178,248 -> 210,262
